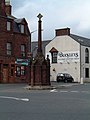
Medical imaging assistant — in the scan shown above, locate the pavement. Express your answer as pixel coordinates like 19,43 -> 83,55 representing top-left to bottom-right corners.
25,81 -> 80,90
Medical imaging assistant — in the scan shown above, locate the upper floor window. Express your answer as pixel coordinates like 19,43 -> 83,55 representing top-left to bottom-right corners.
7,21 -> 11,31
7,42 -> 12,55
49,47 -> 58,64
20,24 -> 25,33
18,24 -> 25,33
51,52 -> 58,63
21,44 -> 26,57
85,48 -> 89,63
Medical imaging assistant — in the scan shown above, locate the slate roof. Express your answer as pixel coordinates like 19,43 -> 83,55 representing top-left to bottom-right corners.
5,14 -> 30,35
70,34 -> 90,47
14,18 -> 23,23
31,40 -> 51,57
31,33 -> 90,58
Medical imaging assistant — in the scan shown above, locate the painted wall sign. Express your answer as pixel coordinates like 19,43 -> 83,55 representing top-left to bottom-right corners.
57,51 -> 80,63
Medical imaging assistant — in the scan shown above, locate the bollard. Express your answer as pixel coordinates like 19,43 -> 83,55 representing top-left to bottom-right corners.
80,77 -> 84,84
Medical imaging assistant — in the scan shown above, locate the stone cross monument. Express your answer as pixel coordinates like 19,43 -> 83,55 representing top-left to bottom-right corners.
30,13 -> 51,88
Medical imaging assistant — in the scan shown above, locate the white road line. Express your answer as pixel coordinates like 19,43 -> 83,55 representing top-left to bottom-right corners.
0,96 -> 29,102
50,90 -> 90,94
70,91 -> 79,93
60,91 -> 68,93
50,89 -> 58,92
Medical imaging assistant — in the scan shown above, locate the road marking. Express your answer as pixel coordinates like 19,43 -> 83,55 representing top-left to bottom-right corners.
0,96 -> 29,102
60,91 -> 68,93
50,89 -> 58,92
70,91 -> 79,93
50,90 -> 90,94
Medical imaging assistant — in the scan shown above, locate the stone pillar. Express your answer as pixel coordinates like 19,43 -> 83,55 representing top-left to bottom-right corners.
30,14 -> 51,88
37,13 -> 43,53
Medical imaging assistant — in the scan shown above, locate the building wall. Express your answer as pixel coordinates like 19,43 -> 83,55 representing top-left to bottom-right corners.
0,24 -> 30,83
46,34 -> 90,83
81,46 -> 90,82
0,1 -> 30,83
46,35 -> 81,82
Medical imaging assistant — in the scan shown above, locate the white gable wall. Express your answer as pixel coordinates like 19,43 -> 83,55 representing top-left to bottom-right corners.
46,35 -> 80,82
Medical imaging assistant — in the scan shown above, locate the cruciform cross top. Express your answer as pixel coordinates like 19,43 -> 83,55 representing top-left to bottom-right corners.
37,13 -> 43,20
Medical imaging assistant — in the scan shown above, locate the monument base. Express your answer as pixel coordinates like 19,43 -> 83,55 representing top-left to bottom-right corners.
25,85 -> 54,90
30,52 -> 51,87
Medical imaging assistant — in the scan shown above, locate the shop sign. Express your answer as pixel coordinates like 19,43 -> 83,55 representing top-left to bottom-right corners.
57,51 -> 80,63
15,59 -> 29,65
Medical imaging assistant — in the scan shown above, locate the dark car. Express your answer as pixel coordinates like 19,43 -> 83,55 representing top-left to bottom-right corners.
56,73 -> 74,83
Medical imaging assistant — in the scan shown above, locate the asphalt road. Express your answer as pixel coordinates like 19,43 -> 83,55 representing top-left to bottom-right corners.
0,83 -> 90,120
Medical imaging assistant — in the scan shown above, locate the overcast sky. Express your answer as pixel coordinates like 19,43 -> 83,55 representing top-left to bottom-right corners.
11,0 -> 90,41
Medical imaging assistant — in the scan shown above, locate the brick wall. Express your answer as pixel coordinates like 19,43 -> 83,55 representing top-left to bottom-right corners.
0,1 -> 30,83
55,28 -> 70,36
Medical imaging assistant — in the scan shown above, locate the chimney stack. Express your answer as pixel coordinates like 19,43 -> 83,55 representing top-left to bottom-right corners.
55,28 -> 70,36
0,0 -> 6,16
5,0 -> 12,15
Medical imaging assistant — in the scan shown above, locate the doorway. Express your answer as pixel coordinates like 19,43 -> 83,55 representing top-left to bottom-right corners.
3,64 -> 9,83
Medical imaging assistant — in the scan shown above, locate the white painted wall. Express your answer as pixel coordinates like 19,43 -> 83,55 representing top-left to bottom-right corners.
46,35 -> 80,82
46,35 -> 90,83
81,46 -> 90,82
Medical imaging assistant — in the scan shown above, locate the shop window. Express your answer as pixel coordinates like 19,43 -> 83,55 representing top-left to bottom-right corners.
7,21 -> 11,31
85,48 -> 89,63
21,44 -> 26,57
21,66 -> 26,76
16,66 -> 21,77
85,68 -> 89,78
16,66 -> 26,77
51,52 -> 58,63
7,42 -> 12,55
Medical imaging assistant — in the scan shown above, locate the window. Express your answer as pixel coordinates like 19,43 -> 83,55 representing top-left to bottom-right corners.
21,66 -> 26,76
51,52 -> 58,63
85,48 -> 89,63
49,47 -> 58,63
21,24 -> 24,33
16,66 -> 21,77
85,68 -> 89,78
21,45 -> 26,57
7,21 -> 11,31
7,42 -> 12,55
16,66 -> 26,77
